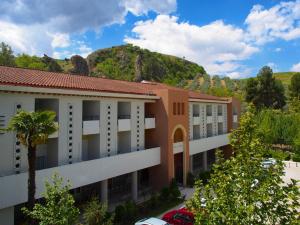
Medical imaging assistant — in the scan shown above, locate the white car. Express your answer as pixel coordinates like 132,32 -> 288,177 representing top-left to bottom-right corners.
135,217 -> 170,225
262,158 -> 277,169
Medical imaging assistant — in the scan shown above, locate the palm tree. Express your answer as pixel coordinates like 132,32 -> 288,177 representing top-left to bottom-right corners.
4,110 -> 58,209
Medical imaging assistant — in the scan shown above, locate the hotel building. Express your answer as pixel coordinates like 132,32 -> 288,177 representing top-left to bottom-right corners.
0,66 -> 240,224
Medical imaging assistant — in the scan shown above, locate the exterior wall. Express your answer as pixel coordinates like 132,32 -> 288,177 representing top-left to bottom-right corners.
227,97 -> 241,132
0,207 -> 14,225
148,89 -> 189,190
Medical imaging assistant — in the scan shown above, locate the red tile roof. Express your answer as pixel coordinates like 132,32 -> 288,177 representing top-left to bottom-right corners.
0,66 -> 227,101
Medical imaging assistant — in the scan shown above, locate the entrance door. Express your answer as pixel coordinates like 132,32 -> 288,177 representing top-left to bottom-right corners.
174,152 -> 183,185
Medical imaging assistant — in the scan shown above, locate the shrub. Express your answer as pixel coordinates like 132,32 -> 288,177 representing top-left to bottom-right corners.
187,172 -> 195,187
114,204 -> 125,222
83,197 -> 114,225
159,187 -> 170,202
169,179 -> 181,200
148,193 -> 159,208
197,171 -> 211,184
114,201 -> 137,222
293,153 -> 300,162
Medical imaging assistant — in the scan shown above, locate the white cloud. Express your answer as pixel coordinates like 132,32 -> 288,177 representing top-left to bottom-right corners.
0,0 -> 175,57
245,0 -> 300,44
275,47 -> 282,52
125,15 -> 258,76
267,62 -> 279,72
51,33 -> 70,48
291,62 -> 300,71
124,0 -> 176,15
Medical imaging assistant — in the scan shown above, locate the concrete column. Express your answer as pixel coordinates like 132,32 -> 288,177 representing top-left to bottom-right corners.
203,151 -> 208,171
0,207 -> 14,225
132,171 -> 138,202
101,179 -> 108,203
189,155 -> 193,173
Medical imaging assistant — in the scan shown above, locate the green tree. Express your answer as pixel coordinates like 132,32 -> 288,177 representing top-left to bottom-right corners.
15,54 -> 47,70
83,197 -> 114,225
289,73 -> 300,98
187,106 -> 300,225
245,66 -> 286,109
42,54 -> 63,72
23,172 -> 79,225
69,55 -> 89,76
0,42 -> 15,66
3,110 -> 58,209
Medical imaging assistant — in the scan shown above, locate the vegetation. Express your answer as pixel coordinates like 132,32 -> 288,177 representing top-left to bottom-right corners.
0,42 -> 15,66
3,110 -> 58,210
83,198 -> 114,225
245,66 -> 286,109
187,106 -> 300,224
70,55 -> 89,76
289,73 -> 300,98
22,173 -> 79,225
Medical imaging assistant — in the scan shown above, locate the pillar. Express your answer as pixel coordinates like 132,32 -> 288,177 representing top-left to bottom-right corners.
101,179 -> 108,203
189,155 -> 193,173
203,151 -> 208,171
132,171 -> 138,202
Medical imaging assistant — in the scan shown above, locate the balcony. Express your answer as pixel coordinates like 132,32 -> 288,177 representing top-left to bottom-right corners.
83,120 -> 100,135
118,115 -> 131,132
0,147 -> 161,209
145,117 -> 155,129
48,122 -> 59,138
189,133 -> 230,155
218,116 -> 224,123
193,116 -> 200,125
233,115 -> 238,123
173,142 -> 184,154
206,116 -> 213,124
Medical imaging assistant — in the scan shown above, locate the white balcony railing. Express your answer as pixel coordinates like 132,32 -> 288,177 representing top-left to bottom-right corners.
218,116 -> 224,123
206,116 -> 213,124
145,117 -> 155,129
118,119 -> 131,132
233,115 -> 238,123
189,133 -> 230,155
0,147 -> 161,209
83,120 -> 100,135
48,122 -> 59,138
193,116 -> 200,125
173,142 -> 184,154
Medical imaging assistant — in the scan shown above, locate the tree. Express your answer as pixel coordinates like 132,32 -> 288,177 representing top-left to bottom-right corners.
83,197 -> 114,225
289,73 -> 300,98
15,54 -> 47,70
23,173 -> 79,225
70,55 -> 89,76
134,53 -> 143,82
0,42 -> 15,66
187,106 -> 300,224
245,66 -> 286,109
3,110 -> 58,209
42,54 -> 63,72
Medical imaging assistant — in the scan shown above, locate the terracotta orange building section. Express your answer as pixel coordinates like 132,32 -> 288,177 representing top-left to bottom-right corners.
147,88 -> 190,190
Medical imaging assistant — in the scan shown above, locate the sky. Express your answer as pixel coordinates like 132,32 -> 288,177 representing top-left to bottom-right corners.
0,0 -> 300,78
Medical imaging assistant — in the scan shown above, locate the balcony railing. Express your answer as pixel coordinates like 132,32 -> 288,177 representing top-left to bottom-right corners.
83,120 -> 100,135
145,117 -> 155,129
83,115 -> 100,121
0,147 -> 161,209
118,115 -> 131,119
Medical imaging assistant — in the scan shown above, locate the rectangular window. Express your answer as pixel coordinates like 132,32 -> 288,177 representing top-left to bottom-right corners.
181,103 -> 184,115
177,102 -> 181,115
206,105 -> 212,116
218,105 -> 223,116
173,102 -> 177,115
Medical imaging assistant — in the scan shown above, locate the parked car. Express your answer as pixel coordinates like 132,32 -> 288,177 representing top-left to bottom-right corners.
135,217 -> 170,225
162,208 -> 194,225
262,158 -> 276,169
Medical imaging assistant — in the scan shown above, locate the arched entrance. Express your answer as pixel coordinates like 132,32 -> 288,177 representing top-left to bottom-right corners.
172,126 -> 186,185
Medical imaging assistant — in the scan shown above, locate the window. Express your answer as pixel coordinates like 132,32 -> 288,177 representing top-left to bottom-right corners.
206,105 -> 212,116
218,122 -> 223,135
177,102 -> 180,115
181,103 -> 184,115
218,105 -> 223,116
173,102 -> 177,115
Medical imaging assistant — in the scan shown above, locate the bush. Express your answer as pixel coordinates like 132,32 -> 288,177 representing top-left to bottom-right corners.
148,193 -> 159,208
83,197 -> 114,225
114,201 -> 137,223
187,172 -> 195,187
169,179 -> 181,200
264,149 -> 291,161
293,153 -> 300,162
159,187 -> 170,202
198,171 -> 211,184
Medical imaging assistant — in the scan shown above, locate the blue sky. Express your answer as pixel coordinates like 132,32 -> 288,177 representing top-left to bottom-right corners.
0,0 -> 300,78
